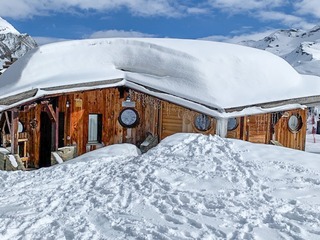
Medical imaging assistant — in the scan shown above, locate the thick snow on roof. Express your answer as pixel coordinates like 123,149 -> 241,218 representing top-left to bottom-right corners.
0,38 -> 320,114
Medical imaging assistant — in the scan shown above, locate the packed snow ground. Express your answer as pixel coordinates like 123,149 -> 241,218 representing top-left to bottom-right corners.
306,134 -> 320,153
1,133 -> 320,239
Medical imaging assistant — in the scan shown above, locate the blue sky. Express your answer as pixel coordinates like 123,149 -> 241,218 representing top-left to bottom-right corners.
1,0 -> 319,45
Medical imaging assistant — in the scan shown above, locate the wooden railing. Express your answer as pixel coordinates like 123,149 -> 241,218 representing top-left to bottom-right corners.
2,132 -> 29,165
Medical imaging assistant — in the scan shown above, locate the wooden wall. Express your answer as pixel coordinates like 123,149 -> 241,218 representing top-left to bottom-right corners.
160,101 -> 216,139
58,88 -> 160,156
159,101 -> 307,150
7,89 -> 307,168
19,104 -> 42,167
243,114 -> 272,144
226,117 -> 242,139
273,109 -> 307,150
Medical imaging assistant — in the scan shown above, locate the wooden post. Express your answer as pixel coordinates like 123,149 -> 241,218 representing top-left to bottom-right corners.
4,112 -> 11,134
54,106 -> 59,151
11,109 -> 19,154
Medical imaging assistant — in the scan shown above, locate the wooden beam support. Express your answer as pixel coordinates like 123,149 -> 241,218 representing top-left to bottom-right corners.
1,114 -> 6,133
22,102 -> 38,112
53,106 -> 59,151
42,101 -> 57,123
46,104 -> 57,123
4,112 -> 11,134
10,109 -> 19,154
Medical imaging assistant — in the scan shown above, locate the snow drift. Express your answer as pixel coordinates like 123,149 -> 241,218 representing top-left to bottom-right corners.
0,133 -> 319,239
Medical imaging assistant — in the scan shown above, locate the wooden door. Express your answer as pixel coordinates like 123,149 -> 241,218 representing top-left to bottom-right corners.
244,114 -> 271,144
160,103 -> 183,140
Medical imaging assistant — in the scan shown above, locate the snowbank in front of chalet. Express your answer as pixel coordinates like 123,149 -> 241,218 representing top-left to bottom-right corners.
0,133 -> 320,239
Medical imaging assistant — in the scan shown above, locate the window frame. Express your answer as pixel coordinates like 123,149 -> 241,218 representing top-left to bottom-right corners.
193,113 -> 213,132
288,114 -> 303,133
118,108 -> 140,128
88,114 -> 102,143
227,117 -> 238,131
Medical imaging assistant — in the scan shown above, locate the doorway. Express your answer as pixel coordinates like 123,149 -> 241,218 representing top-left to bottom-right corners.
39,111 -> 52,167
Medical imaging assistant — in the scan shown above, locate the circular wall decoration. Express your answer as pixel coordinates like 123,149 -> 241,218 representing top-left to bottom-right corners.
288,114 -> 302,133
193,114 -> 212,132
118,108 -> 139,128
227,117 -> 238,131
29,119 -> 38,129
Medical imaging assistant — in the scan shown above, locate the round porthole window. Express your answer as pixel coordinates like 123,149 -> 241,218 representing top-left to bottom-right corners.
118,108 -> 139,128
194,114 -> 212,132
227,118 -> 238,131
288,114 -> 302,133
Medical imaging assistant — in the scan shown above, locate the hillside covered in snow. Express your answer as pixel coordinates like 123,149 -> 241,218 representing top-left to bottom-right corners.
0,17 -> 37,72
0,133 -> 320,239
240,26 -> 320,77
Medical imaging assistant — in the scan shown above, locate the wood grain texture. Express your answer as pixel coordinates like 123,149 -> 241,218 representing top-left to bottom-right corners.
4,88 -> 308,168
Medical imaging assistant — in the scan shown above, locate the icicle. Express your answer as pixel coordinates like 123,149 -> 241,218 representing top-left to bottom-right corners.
216,118 -> 228,138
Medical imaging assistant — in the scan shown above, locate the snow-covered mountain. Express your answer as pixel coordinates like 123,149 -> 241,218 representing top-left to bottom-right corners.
240,26 -> 320,76
0,17 -> 37,72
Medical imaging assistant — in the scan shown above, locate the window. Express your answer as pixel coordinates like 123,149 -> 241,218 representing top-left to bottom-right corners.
88,114 -> 102,143
227,118 -> 238,131
193,114 -> 212,132
118,108 -> 140,128
288,114 -> 302,133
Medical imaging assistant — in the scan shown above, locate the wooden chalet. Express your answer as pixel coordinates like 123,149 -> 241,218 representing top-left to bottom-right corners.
0,38 -> 320,170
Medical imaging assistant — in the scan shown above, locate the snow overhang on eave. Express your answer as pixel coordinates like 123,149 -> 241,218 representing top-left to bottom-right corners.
0,88 -> 38,106
124,81 -> 225,114
225,95 -> 320,113
124,80 -> 317,118
0,77 -> 318,119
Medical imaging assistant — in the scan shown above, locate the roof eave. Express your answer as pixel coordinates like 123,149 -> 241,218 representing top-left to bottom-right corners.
225,95 -> 320,113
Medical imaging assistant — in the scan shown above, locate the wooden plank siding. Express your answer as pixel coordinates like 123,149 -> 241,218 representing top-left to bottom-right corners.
1,87 -> 308,169
160,101 -> 217,139
243,114 -> 272,144
226,117 -> 242,139
273,109 -> 307,150
160,102 -> 307,150
57,88 -> 160,156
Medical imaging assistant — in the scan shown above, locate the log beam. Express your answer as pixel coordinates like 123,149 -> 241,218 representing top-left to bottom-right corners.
4,112 -> 11,134
42,101 -> 57,123
10,109 -> 19,154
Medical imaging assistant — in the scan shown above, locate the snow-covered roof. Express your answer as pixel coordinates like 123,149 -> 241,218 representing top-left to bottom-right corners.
1,38 -> 320,117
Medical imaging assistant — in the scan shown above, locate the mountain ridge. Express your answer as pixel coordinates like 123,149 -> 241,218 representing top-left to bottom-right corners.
0,17 -> 37,73
239,26 -> 320,76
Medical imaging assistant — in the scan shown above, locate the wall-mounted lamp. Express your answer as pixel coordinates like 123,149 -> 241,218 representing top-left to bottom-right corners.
122,95 -> 136,108
66,101 -> 70,108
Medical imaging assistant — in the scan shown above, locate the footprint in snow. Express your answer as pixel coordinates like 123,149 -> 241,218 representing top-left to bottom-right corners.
187,217 -> 203,229
164,215 -> 183,225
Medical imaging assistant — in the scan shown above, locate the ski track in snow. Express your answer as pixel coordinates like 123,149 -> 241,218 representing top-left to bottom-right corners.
0,134 -> 320,239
